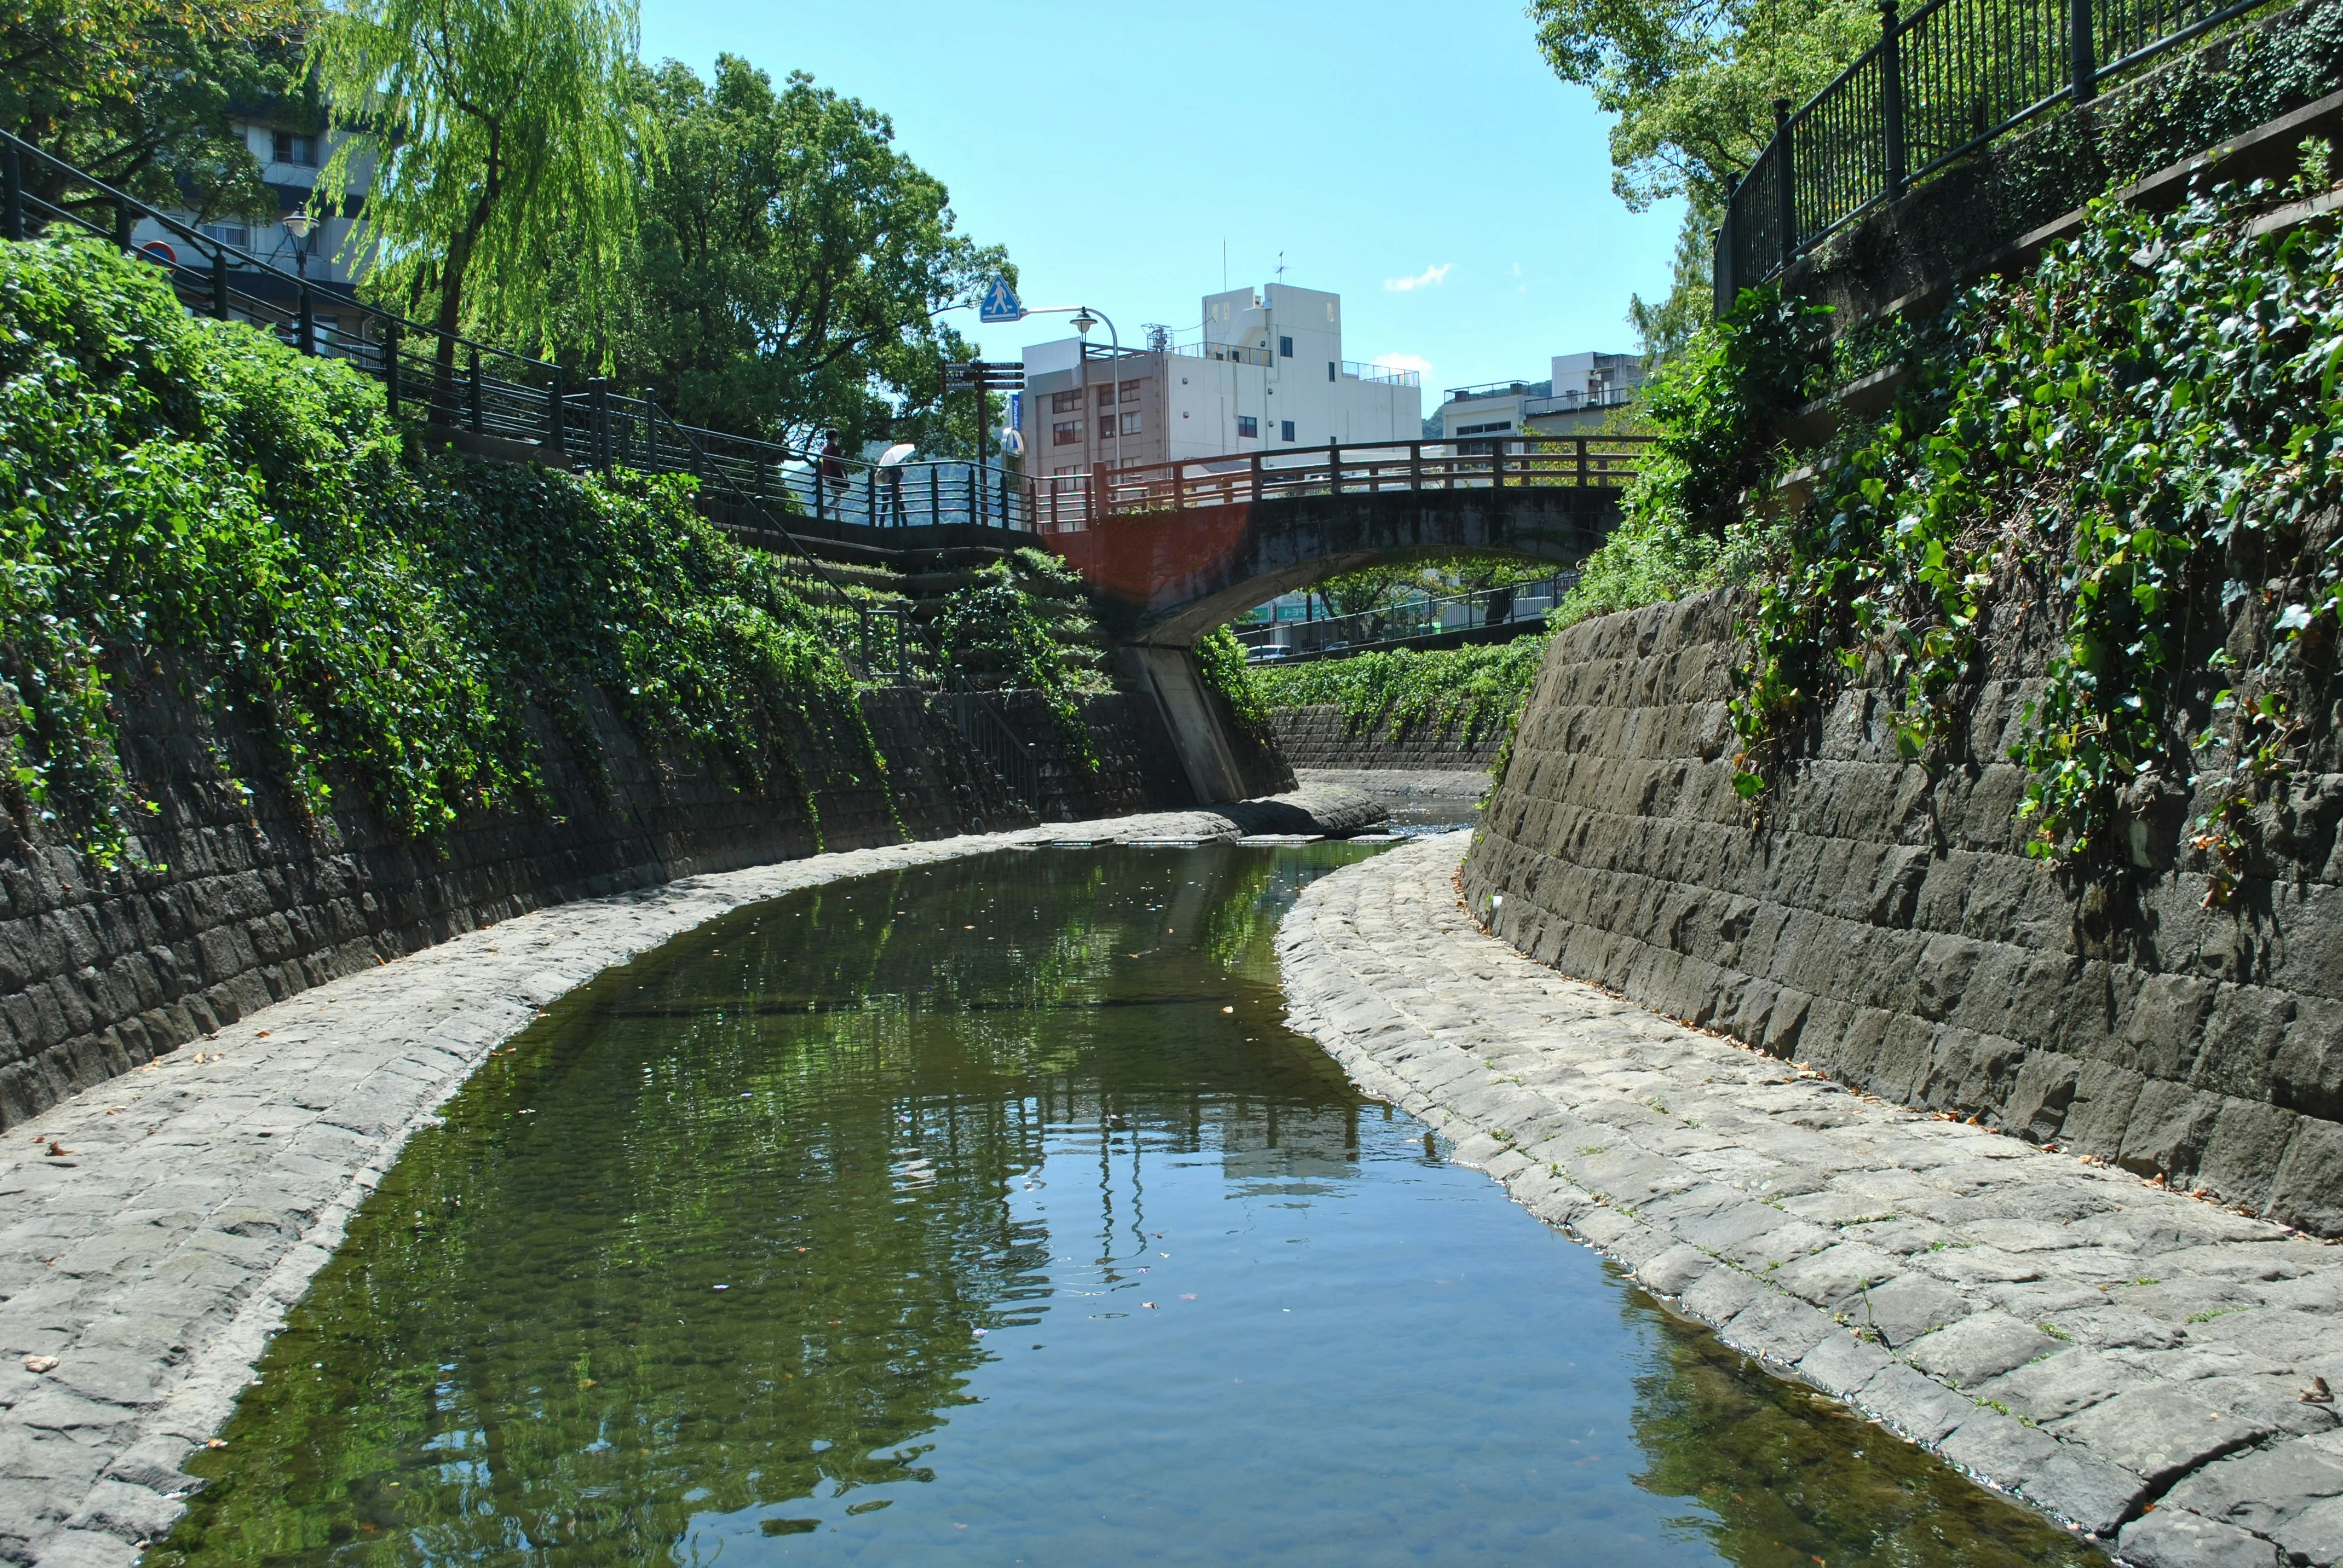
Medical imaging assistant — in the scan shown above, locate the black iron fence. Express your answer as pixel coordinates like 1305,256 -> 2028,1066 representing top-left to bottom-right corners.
0,125 -> 1037,538
1715,0 -> 2279,302
1233,575 -> 1576,663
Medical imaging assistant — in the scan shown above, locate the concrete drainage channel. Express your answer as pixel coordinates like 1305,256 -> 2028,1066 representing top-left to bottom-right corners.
1280,835 -> 2343,1568
0,791 -> 1384,1568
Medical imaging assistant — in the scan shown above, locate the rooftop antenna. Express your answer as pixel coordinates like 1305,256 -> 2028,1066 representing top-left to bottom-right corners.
1274,250 -> 1288,281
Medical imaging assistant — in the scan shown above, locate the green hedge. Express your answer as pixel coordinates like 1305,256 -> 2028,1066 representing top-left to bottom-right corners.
1254,636 -> 1550,748
0,234 -> 883,863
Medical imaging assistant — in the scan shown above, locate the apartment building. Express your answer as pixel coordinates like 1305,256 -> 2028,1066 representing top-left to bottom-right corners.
1434,350 -> 1647,445
121,113 -> 374,353
1019,283 -> 1421,476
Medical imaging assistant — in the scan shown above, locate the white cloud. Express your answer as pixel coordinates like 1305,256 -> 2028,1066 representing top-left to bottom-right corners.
1371,353 -> 1434,381
1383,263 -> 1453,293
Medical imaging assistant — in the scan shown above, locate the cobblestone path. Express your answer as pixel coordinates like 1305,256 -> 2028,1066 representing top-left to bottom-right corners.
1279,833 -> 2343,1568
0,801 -> 1364,1568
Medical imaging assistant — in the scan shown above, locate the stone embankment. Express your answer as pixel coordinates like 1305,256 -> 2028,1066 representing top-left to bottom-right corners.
0,789 -> 1379,1568
0,676 -> 1198,1135
1464,592 -> 2343,1239
1271,704 -> 1507,771
1282,834 -> 2343,1568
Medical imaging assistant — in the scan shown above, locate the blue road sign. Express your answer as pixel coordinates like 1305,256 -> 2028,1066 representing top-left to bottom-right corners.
978,277 -> 1025,324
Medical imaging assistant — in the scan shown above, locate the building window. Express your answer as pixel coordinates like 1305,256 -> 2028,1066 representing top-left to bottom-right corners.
1121,411 -> 1142,435
1053,420 -> 1082,446
1051,390 -> 1082,414
1279,335 -> 1293,358
272,131 -> 318,166
201,222 -> 249,248
1277,420 -> 1293,442
1095,384 -> 1115,410
1237,415 -> 1259,439
1327,361 -> 1336,382
1119,378 -> 1143,403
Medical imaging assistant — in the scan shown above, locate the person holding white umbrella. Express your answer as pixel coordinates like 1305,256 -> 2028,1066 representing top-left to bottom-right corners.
876,440 -> 916,526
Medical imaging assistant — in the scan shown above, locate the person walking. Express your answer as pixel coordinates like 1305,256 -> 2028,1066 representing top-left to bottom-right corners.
818,430 -> 848,518
876,440 -> 916,527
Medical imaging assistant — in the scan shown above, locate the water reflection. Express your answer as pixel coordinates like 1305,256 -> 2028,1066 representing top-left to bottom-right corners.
156,845 -> 2092,1567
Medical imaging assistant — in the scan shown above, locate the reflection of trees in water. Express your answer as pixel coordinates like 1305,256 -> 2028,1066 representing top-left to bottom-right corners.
155,845 -> 1378,1567
1624,1295 -> 2099,1568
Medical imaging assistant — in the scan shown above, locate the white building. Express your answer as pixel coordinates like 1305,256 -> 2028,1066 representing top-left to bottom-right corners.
1434,350 -> 1647,444
1019,283 -> 1421,476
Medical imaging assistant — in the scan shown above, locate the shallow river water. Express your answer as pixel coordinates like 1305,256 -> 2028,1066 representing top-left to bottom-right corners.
154,842 -> 2098,1567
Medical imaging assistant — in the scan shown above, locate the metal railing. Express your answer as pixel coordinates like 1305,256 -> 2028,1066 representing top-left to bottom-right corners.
942,691 -> 1044,814
0,125 -> 1041,538
1715,0 -> 2281,299
1234,575 -> 1576,662
1028,436 -> 1649,533
1341,359 -> 1423,387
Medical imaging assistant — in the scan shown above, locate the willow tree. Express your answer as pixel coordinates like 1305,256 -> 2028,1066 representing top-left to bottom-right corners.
309,0 -> 649,376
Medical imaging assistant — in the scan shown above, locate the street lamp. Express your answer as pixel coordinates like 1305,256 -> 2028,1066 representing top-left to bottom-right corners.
1061,304 -> 1122,473
280,208 -> 313,278
281,207 -> 315,354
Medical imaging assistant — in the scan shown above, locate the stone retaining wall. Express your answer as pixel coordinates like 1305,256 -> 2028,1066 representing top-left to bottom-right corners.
1461,592 -> 2343,1236
1271,704 -> 1507,771
0,679 -> 1197,1130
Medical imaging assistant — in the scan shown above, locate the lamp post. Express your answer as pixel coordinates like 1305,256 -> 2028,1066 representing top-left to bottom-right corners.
1063,304 -> 1122,478
281,208 -> 315,355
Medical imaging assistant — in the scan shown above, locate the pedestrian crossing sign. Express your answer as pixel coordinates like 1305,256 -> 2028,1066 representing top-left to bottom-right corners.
979,277 -> 1025,324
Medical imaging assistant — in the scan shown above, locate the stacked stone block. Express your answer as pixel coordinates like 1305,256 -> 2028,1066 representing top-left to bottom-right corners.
1463,592 -> 2343,1236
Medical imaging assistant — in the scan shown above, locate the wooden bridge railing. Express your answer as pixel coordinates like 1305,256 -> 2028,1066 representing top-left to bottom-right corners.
1027,436 -> 1652,534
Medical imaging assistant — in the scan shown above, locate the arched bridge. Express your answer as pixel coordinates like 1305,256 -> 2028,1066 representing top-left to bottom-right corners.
1034,436 -> 1645,644
1031,436 -> 1648,802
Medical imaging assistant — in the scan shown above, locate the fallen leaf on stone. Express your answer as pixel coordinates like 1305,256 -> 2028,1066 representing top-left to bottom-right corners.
206,1439 -> 228,1449
23,1356 -> 57,1373
45,1142 -> 67,1157
255,1031 -> 269,1038
2305,1377 -> 2333,1403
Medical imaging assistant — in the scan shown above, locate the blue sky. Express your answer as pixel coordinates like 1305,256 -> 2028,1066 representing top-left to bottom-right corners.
637,0 -> 1683,400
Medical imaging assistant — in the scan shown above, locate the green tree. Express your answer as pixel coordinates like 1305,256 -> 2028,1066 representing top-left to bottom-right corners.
308,0 -> 649,376
1530,0 -> 1875,354
0,0 -> 306,221
597,55 -> 1004,445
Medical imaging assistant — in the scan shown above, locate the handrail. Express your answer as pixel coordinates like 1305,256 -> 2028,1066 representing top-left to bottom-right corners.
1714,0 -> 2284,302
1028,436 -> 1650,533
0,125 -> 1043,535
1234,573 -> 1575,662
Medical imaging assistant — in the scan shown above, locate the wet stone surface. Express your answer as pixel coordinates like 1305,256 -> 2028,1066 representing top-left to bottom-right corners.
146,841 -> 2091,1567
1280,833 -> 2343,1568
0,795 -> 1377,1568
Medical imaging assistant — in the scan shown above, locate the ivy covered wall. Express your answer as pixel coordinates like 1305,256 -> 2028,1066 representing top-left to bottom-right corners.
1462,166 -> 2343,1232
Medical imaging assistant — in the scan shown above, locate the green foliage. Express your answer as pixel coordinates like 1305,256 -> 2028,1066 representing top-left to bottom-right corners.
1631,286 -> 1833,535
1726,173 -> 2343,886
932,558 -> 1096,769
1529,0 -> 1874,217
1556,507 -> 1777,626
1192,626 -> 1270,739
1530,0 -> 1875,351
0,0 -> 304,223
311,0 -> 651,358
1255,636 -> 1552,749
597,55 -> 1003,446
0,233 -> 877,863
